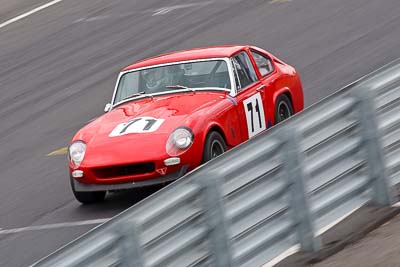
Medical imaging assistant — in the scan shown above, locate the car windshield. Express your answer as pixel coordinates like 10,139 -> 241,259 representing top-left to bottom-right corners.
113,60 -> 231,104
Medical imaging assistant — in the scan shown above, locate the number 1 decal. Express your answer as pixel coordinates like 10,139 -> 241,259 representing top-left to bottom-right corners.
243,93 -> 266,138
109,117 -> 165,137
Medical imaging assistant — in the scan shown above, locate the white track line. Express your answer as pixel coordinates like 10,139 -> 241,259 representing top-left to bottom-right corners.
0,0 -> 63,30
152,2 -> 212,16
0,218 -> 109,235
262,245 -> 300,267
392,201 -> 400,207
261,205 -> 364,266
316,205 -> 363,236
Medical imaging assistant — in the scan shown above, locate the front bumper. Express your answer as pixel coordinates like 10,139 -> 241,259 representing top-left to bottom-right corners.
72,165 -> 189,192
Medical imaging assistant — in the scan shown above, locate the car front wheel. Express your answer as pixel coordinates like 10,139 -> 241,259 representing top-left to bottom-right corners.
274,94 -> 294,124
70,178 -> 106,204
202,131 -> 226,163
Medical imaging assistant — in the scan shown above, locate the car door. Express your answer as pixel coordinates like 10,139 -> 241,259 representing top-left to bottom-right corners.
249,49 -> 278,126
231,51 -> 268,140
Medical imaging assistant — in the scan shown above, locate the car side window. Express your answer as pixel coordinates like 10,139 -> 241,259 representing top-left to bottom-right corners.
231,52 -> 258,91
251,50 -> 274,77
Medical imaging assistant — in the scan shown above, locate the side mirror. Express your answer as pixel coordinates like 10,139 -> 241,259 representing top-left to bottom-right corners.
104,103 -> 112,112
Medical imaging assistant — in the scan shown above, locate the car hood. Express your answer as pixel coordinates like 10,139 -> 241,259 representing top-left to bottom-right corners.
74,92 -> 227,165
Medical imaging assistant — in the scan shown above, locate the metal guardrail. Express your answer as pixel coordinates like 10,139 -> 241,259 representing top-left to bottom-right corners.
34,58 -> 400,267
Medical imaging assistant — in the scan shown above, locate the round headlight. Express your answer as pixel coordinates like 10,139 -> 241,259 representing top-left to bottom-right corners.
68,141 -> 86,169
166,127 -> 194,156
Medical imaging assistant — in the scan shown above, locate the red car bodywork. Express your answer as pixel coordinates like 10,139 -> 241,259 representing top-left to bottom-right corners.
69,45 -> 304,193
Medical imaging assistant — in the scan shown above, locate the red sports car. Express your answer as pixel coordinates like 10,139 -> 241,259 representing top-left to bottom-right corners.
68,45 -> 304,203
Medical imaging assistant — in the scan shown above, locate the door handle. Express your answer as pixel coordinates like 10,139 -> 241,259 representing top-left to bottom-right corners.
256,85 -> 266,92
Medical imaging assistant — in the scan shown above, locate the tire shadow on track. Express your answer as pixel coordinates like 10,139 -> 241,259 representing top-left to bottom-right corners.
73,185 -> 163,213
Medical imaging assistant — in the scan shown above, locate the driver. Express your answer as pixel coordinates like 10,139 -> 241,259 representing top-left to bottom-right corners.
142,68 -> 168,93
142,65 -> 188,93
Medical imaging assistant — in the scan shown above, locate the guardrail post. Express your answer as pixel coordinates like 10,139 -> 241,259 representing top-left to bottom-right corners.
117,220 -> 145,267
280,128 -> 321,252
352,87 -> 397,206
197,176 -> 233,267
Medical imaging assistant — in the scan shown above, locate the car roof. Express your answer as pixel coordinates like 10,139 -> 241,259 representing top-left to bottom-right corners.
123,45 -> 250,71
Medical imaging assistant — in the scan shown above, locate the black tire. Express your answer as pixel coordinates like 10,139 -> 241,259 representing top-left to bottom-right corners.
202,131 -> 226,163
70,178 -> 106,204
274,94 -> 294,124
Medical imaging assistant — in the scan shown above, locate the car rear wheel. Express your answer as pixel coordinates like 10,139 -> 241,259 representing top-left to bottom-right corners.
202,131 -> 226,163
70,178 -> 106,204
274,94 -> 294,124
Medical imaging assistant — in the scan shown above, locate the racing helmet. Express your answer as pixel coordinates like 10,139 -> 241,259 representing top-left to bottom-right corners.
142,67 -> 167,91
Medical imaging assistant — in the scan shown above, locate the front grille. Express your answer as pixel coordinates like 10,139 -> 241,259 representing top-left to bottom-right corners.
93,162 -> 155,179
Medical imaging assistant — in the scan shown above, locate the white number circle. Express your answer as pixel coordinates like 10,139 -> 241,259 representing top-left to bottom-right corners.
109,117 -> 165,137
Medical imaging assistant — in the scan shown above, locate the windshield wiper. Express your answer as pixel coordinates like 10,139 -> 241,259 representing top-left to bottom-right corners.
165,85 -> 188,89
165,85 -> 195,92
122,91 -> 150,101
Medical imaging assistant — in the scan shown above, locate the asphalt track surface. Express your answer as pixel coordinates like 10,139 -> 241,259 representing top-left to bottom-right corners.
313,214 -> 400,267
1,0 -> 400,266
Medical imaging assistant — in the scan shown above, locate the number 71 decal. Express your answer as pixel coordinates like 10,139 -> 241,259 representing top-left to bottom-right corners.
109,117 -> 165,137
243,93 -> 266,138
